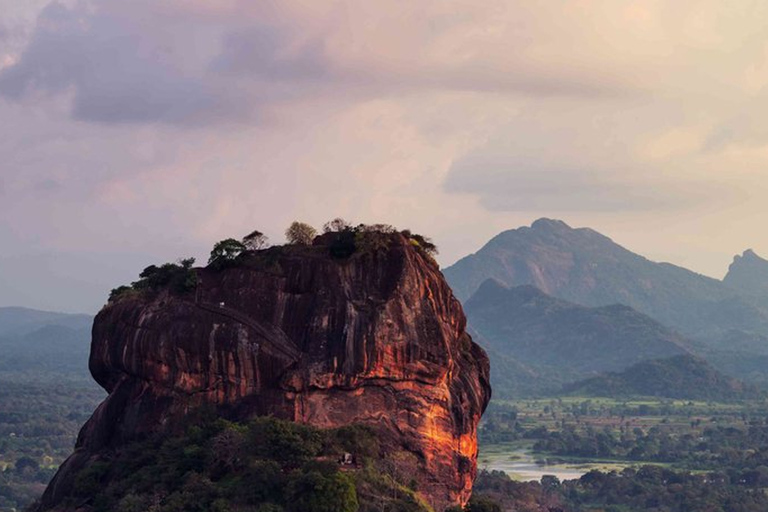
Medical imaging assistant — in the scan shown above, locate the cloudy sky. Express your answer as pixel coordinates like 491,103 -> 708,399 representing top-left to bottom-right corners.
3,1 -> 768,313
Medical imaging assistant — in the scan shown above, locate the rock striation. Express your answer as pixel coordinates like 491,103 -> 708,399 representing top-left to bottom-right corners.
39,232 -> 491,511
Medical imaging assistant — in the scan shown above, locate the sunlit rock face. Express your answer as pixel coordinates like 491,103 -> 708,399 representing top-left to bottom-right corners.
39,233 -> 491,511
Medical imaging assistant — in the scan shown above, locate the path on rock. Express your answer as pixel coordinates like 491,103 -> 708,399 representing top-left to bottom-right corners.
196,301 -> 301,361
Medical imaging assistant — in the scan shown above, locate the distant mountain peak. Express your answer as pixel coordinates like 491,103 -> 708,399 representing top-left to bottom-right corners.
530,218 -> 571,231
443,220 -> 766,338
736,248 -> 764,262
0,307 -> 93,338
474,278 -> 512,296
724,248 -> 768,297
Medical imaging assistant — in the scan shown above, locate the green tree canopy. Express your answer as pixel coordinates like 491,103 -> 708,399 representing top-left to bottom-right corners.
322,218 -> 351,233
209,239 -> 246,266
285,222 -> 317,245
243,230 -> 269,250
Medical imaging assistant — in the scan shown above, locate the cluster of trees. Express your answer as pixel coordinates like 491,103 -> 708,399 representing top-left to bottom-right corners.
477,398 -> 768,511
319,218 -> 438,260
109,258 -> 198,302
52,415 -> 429,512
109,218 -> 440,301
468,466 -> 768,512
534,420 -> 768,472
208,218 -> 438,268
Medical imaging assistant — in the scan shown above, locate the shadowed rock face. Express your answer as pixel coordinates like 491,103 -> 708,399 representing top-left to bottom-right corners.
39,234 -> 491,511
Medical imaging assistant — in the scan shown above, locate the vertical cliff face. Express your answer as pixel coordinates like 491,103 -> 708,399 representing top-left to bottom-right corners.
40,233 -> 491,511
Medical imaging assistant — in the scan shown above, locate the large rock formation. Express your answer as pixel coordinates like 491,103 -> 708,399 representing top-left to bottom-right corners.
39,232 -> 491,511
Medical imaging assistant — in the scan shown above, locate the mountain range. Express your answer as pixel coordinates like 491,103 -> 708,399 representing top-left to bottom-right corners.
0,307 -> 93,374
445,218 -> 768,340
0,307 -> 91,338
446,219 -> 768,396
464,280 -> 691,397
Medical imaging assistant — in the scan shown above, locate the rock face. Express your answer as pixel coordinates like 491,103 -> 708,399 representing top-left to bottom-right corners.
39,233 -> 491,511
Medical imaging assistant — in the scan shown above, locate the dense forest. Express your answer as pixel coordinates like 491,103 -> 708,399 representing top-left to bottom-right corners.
0,374 -> 103,511
470,467 -> 768,512
0,311 -> 103,512
39,415 -> 431,512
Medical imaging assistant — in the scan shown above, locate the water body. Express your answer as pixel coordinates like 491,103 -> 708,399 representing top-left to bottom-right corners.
483,452 -> 590,482
480,445 -> 629,482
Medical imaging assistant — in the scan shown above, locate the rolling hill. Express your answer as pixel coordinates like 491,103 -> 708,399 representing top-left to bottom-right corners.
463,279 -> 691,397
563,354 -> 761,400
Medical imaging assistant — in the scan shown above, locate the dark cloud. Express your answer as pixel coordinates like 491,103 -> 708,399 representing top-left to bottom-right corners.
0,1 -> 633,128
0,2 -> 254,125
212,26 -> 329,81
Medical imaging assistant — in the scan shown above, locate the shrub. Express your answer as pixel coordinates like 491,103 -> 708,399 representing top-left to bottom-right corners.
209,239 -> 246,268
329,230 -> 357,259
322,218 -> 351,233
246,417 -> 324,465
130,258 -> 198,295
243,230 -> 269,251
465,496 -> 503,512
406,233 -> 437,256
73,460 -> 110,497
109,285 -> 139,302
285,470 -> 358,512
285,222 -> 317,245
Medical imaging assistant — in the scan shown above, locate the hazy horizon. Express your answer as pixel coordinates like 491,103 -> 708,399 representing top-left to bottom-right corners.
0,216 -> 758,315
3,1 -> 768,313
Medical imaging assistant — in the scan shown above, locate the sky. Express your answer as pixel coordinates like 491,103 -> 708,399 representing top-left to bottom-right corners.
3,1 -> 768,313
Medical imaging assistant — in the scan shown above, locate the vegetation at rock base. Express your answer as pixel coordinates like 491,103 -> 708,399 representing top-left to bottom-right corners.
43,416 -> 430,512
